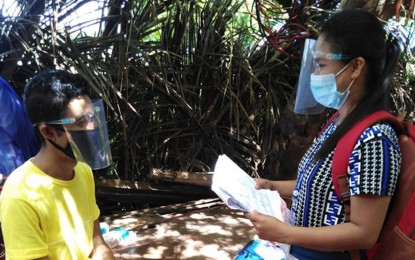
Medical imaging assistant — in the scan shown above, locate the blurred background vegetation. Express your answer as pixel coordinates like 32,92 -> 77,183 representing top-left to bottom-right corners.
1,0 -> 414,182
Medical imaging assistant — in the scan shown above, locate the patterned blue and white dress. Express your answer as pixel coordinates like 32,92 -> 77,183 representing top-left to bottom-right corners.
290,118 -> 401,228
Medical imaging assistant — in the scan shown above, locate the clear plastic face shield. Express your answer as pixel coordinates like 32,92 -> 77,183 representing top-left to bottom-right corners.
46,99 -> 113,170
294,38 -> 325,114
294,38 -> 352,113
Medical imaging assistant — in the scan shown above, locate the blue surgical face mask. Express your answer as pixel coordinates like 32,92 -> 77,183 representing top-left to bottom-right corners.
310,63 -> 354,110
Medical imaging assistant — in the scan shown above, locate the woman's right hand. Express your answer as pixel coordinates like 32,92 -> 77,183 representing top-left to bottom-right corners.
254,178 -> 274,190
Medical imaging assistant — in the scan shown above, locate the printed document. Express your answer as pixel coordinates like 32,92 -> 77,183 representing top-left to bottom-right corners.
211,154 -> 284,221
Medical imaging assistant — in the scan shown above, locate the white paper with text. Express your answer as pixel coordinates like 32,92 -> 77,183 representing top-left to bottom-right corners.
212,154 -> 284,221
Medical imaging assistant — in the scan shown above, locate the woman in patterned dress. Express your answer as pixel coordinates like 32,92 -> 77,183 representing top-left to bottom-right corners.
244,9 -> 402,260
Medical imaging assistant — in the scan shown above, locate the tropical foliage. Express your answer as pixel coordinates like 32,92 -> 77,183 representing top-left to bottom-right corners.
1,0 -> 414,181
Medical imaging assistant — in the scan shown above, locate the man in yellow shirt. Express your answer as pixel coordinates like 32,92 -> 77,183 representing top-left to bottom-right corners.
0,69 -> 114,259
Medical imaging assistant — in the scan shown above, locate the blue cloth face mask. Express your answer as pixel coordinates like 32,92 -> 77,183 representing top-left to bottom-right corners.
310,63 -> 354,110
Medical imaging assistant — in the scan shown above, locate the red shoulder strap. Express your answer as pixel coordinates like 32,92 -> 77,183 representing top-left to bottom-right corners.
332,110 -> 402,200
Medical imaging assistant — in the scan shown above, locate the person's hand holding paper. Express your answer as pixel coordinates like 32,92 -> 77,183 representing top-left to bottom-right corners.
211,154 -> 286,221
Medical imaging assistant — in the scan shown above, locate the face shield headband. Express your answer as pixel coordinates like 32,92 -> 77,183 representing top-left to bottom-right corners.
44,99 -> 113,170
294,38 -> 351,114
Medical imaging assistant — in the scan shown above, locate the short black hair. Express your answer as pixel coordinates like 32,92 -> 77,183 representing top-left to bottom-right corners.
24,69 -> 89,143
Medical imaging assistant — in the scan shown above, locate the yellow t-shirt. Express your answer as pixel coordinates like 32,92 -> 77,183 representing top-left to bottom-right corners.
0,161 -> 100,259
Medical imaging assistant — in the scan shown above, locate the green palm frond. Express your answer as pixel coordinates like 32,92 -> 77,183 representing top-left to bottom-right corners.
1,0 -> 414,182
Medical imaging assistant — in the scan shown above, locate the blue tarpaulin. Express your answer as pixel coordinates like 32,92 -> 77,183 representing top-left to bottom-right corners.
0,76 -> 39,175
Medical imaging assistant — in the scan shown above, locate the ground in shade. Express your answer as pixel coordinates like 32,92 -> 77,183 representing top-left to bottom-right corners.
100,198 -> 256,259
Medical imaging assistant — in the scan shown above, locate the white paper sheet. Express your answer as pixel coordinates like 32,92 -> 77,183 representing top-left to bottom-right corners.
211,154 -> 283,221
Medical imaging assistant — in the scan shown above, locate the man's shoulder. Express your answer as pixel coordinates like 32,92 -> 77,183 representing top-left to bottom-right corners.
75,161 -> 93,172
74,162 -> 94,180
1,161 -> 41,194
3,161 -> 35,183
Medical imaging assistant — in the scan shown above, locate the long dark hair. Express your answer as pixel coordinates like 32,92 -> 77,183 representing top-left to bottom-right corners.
316,9 -> 402,158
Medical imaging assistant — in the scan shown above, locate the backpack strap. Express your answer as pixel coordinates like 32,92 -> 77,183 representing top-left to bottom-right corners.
332,110 -> 402,201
